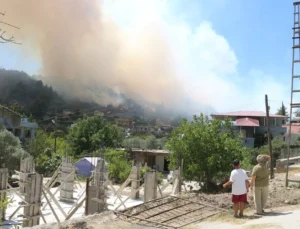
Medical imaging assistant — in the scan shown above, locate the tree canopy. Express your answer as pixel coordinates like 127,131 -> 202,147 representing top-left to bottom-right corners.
26,130 -> 68,175
276,102 -> 288,117
68,115 -> 123,156
0,129 -> 29,172
167,114 -> 249,190
123,135 -> 168,150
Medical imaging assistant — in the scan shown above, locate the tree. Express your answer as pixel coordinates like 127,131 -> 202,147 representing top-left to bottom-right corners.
9,101 -> 21,113
276,102 -> 288,123
167,114 -> 249,191
146,135 -> 158,149
0,129 -> 29,172
256,137 -> 287,168
0,11 -> 21,44
105,149 -> 131,184
27,130 -> 68,175
68,115 -> 123,156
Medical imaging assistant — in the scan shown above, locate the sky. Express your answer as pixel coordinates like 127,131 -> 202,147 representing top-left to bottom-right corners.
0,0 -> 297,114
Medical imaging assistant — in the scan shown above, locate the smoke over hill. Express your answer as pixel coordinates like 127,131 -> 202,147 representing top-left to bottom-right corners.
1,0 -> 214,116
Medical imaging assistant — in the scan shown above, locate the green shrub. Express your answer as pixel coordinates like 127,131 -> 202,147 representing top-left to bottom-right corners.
106,149 -> 131,184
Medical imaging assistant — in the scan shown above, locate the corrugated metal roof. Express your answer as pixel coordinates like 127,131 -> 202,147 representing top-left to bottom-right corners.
211,111 -> 287,118
130,148 -> 169,154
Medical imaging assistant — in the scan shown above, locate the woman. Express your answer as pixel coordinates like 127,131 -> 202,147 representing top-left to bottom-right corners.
250,154 -> 270,215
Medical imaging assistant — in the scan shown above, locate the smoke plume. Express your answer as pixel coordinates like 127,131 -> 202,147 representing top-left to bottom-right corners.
1,0 -> 212,114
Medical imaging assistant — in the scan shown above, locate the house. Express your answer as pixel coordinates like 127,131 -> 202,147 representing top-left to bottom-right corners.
211,111 -> 288,148
74,157 -> 107,177
114,118 -> 132,128
132,125 -> 152,134
283,122 -> 300,145
0,105 -> 38,142
129,148 -> 170,172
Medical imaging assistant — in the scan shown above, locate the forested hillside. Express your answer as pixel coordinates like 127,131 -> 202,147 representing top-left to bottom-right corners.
0,68 -> 97,120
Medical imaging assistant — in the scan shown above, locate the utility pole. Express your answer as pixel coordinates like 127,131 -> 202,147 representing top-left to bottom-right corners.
265,94 -> 274,179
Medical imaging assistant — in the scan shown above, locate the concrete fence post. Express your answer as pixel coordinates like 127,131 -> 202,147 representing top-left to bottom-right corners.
144,170 -> 157,202
130,163 -> 141,199
19,156 -> 35,194
0,166 -> 8,220
86,159 -> 107,215
22,173 -> 43,227
60,156 -> 75,203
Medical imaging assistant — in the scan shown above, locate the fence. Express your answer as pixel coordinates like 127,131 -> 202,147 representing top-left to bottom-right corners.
1,157 -> 187,227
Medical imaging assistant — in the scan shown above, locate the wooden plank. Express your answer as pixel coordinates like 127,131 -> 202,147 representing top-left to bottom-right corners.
29,173 -> 36,227
0,169 -> 3,220
114,183 -> 144,211
7,183 -> 25,201
42,185 -> 67,218
103,174 -> 126,209
84,178 -> 89,216
33,174 -> 42,226
42,170 -> 75,210
288,179 -> 300,183
39,210 -> 47,224
65,196 -> 86,220
42,189 -> 60,223
113,176 -> 131,204
23,174 -> 32,227
9,206 -> 21,220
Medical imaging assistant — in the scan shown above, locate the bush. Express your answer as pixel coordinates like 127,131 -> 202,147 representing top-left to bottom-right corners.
0,129 -> 29,173
106,149 -> 131,184
139,166 -> 163,184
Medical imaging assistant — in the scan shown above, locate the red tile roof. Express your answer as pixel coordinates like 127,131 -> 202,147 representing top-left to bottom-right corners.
211,111 -> 287,118
283,124 -> 300,134
236,117 -> 260,127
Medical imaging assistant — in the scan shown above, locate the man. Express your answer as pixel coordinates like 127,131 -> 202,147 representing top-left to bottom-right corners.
250,154 -> 270,215
223,159 -> 249,218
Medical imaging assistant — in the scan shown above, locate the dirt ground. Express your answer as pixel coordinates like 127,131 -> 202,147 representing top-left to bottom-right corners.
30,171 -> 300,229
187,170 -> 300,211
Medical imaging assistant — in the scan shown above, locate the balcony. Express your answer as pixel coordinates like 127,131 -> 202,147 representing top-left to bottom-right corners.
20,118 -> 38,129
256,127 -> 287,136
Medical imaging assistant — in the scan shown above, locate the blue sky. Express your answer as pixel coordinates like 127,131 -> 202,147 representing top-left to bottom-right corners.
0,0 -> 296,113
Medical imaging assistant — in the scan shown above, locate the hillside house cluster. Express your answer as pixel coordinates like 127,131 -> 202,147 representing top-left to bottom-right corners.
0,106 -> 38,142
211,111 -> 288,148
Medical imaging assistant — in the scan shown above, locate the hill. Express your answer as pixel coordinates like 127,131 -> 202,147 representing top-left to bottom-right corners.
0,68 -> 99,120
0,68 -> 185,128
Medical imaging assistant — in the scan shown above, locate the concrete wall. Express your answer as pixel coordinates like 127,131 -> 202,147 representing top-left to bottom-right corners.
242,138 -> 255,148
0,109 -> 20,129
155,155 -> 165,172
